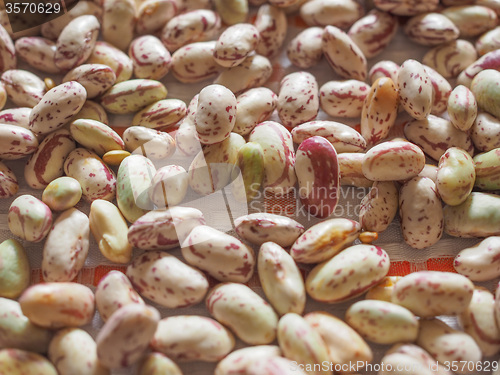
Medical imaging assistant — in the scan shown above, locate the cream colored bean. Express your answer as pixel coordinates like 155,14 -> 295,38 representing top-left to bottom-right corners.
474,148 -> 500,190
0,298 -> 51,353
136,0 -> 176,35
277,313 -> 332,375
95,270 -> 145,322
214,23 -> 259,68
42,177 -> 82,211
1,69 -> 45,107
476,26 -> 500,56
29,81 -> 87,136
137,353 -> 183,375
233,87 -> 276,136
70,119 -> 124,156
306,244 -> 390,303
423,39 -> 477,78
385,344 -> 452,375
206,283 -> 278,345
215,346 -> 281,375
101,79 -> 167,114
148,165 -> 188,208
359,181 -> 398,233
301,0 -> 363,28
126,251 -> 209,308
171,41 -> 221,83
15,37 -> 60,74
42,208 -> 89,282
417,319 -> 481,375
214,0 -> 248,25
102,0 -> 135,51
71,100 -> 109,124
255,4 -> 287,57
19,282 -> 95,328
90,199 -> 132,264
291,218 -> 360,264
0,124 -> 38,160
454,237 -> 500,281
287,27 -> 323,69
0,349 -> 57,375
471,69 -> 500,120
345,300 -> 419,345
322,25 -> 367,81
87,41 -> 133,83
436,147 -> 475,206
8,195 -> 52,243
129,36 -> 171,80
123,126 -> 175,160
151,316 -> 235,362
161,10 -> 221,52
64,148 -> 116,202
373,0 -> 439,16
442,5 -> 498,37
182,225 -> 255,283
97,304 -> 159,369
365,276 -> 402,302
258,242 -> 306,316
128,207 -> 205,250
54,15 -> 99,70
214,54 -> 272,94
277,71 -> 319,128
63,64 -> 116,99
392,271 -> 474,317
175,118 -> 201,156
0,161 -> 18,199
404,115 -> 474,161
48,328 -> 109,375
24,129 -> 75,189
338,152 -> 373,187
0,239 -> 29,299
348,9 -> 398,58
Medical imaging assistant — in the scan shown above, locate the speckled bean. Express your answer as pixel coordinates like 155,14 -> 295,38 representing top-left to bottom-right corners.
476,26 -> 500,56
404,12 -> 459,46
287,27 -> 323,69
90,199 -> 132,264
63,64 -> 116,99
365,276 -> 402,302
306,244 -> 390,303
0,298 -> 51,353
151,316 -> 234,362
8,194 -> 52,242
42,177 -> 82,211
71,100 -> 109,124
0,107 -> 31,128
255,5 -> 287,57
369,60 -> 400,84
42,208 -> 89,282
126,251 -> 209,308
359,181 -> 398,233
404,115 -> 474,161
101,79 -> 167,114
171,41 -> 221,83
128,207 -> 205,250
319,80 -> 369,119
301,0 -> 363,28
373,0 -> 439,15
322,25 -> 367,81
19,282 -> 95,328
423,39 -> 477,78
0,239 -> 29,299
248,357 -> 308,375
136,0 -> 176,35
233,87 -> 276,136
436,147 -> 475,206
277,313 -> 332,375
249,121 -> 296,194
181,225 -> 255,283
0,349 -> 57,375
175,119 -> 201,156
474,148 -> 500,190
95,270 -> 144,322
132,99 -> 186,130
137,353 -> 183,375
447,85 -> 477,131
392,271 -> 474,317
64,148 -> 116,202
161,10 -> 221,52
87,41 -> 133,83
348,9 -> 398,58
123,126 -> 175,161
129,36 -> 171,80
0,25 -> 16,72
215,346 -> 281,375
442,5 -> 498,37
48,328 -> 109,375
424,64 -> 452,114
457,49 -> 500,87
214,0 -> 248,25
70,119 -> 124,156
417,319 -> 481,375
214,23 -> 259,68
397,59 -> 433,120
96,305 -> 159,369
148,165 -> 188,208
0,124 -> 38,160
15,37 -> 60,73
214,54 -> 272,94
0,161 -> 18,199
454,237 -> 500,281
338,152 -> 373,187
1,69 -> 46,107
102,0 -> 135,51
